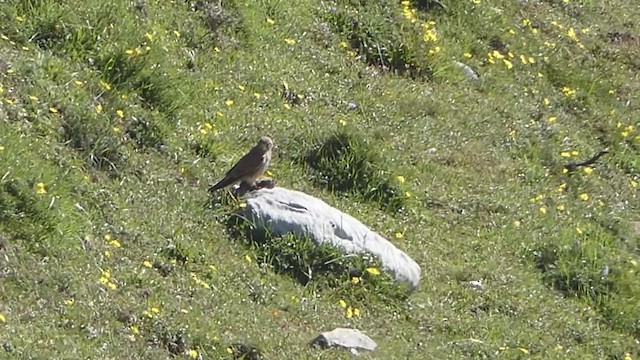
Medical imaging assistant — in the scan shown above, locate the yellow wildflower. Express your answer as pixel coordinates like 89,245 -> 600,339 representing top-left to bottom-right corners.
266,18 -> 275,25
116,110 -> 124,118
35,182 -> 46,194
365,267 -> 381,275
562,86 -> 576,98
346,307 -> 353,318
338,299 -> 347,308
539,207 -> 547,214
284,38 -> 296,45
351,277 -> 360,284
579,193 -> 589,201
225,99 -> 234,106
100,80 -> 111,90
0,313 -> 5,322
49,107 -> 58,113
583,167 -> 593,174
396,175 -> 405,183
188,349 -> 198,358
143,260 -> 152,268
395,232 -> 404,239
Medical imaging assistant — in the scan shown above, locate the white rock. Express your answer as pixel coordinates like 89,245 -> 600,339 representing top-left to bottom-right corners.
453,61 -> 479,80
243,187 -> 421,290
311,328 -> 377,352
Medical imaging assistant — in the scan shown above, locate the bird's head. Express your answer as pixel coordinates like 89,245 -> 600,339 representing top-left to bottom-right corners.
257,136 -> 274,152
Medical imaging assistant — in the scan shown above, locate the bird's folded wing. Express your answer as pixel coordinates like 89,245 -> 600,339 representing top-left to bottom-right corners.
223,149 -> 263,180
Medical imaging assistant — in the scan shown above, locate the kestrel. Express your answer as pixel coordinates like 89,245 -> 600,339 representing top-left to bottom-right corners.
209,136 -> 274,192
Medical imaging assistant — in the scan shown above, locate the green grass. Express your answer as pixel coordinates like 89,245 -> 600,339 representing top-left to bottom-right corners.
0,0 -> 639,358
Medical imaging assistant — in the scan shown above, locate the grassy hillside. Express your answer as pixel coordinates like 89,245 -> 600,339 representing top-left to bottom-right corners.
1,0 -> 639,358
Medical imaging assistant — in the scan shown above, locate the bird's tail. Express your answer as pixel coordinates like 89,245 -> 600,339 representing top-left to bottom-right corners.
208,176 -> 232,192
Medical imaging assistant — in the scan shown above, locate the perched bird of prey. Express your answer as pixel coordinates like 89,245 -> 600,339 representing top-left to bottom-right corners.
209,136 -> 274,192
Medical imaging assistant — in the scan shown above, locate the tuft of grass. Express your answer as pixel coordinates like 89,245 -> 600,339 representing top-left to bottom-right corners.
303,132 -> 405,211
325,0 -> 433,77
1,0 -> 640,357
231,216 -> 411,306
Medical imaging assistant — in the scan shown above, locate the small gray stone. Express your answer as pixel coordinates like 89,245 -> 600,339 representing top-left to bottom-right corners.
242,187 -> 421,289
311,328 -> 377,352
453,61 -> 479,80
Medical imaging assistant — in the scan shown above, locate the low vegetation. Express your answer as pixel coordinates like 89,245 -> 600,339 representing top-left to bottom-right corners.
0,0 -> 639,358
